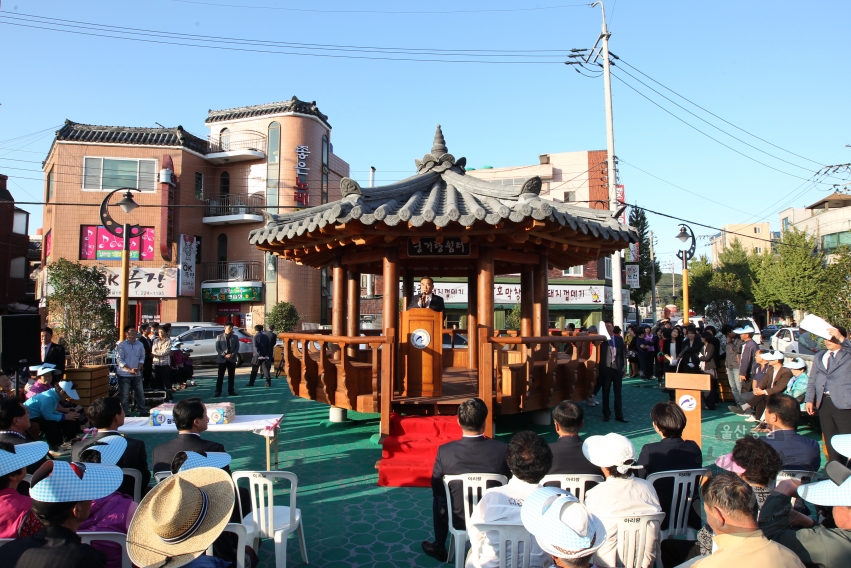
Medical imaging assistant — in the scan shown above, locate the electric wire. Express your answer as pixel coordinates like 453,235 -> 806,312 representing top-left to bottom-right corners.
169,0 -> 591,14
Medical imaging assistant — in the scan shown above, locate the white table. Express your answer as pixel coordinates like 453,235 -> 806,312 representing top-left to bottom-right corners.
119,414 -> 283,471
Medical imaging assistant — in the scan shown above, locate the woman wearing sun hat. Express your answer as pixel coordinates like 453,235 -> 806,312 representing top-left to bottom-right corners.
23,380 -> 83,457
0,440 -> 49,538
782,358 -> 810,410
127,466 -> 236,568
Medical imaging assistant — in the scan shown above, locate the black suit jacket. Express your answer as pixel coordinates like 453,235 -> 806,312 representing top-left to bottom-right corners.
599,336 -> 626,375
39,342 -> 66,375
636,437 -> 703,530
431,436 -> 509,530
71,431 -> 150,497
408,294 -> 445,313
152,433 -> 227,473
1,525 -> 106,568
548,435 -> 604,476
251,332 -> 272,365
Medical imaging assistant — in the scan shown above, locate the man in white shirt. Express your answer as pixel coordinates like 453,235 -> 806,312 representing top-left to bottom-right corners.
582,433 -> 662,568
114,325 -> 148,417
467,431 -> 554,568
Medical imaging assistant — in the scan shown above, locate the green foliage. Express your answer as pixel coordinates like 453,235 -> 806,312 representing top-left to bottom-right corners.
46,258 -> 117,368
717,239 -> 753,301
505,303 -> 521,330
749,249 -> 783,312
771,228 -> 824,314
266,301 -> 301,332
813,247 -> 851,329
627,206 -> 662,308
686,255 -> 714,312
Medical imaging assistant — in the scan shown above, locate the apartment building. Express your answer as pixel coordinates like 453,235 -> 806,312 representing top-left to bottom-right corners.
709,222 -> 772,266
39,97 -> 350,328
778,192 -> 851,254
0,174 -> 32,313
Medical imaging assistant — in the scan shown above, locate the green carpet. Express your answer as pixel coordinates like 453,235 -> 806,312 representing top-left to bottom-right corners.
131,368 -> 824,567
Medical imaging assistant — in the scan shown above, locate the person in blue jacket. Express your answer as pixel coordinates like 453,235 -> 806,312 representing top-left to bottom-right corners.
24,380 -> 82,457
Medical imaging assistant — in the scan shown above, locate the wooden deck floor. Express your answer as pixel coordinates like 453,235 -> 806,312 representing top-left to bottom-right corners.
391,366 -> 479,415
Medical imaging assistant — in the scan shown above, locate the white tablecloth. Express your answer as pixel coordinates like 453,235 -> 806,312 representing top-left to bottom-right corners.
118,414 -> 283,437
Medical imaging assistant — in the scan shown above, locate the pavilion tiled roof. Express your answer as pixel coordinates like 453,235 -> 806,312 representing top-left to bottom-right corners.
206,96 -> 331,129
53,120 -> 209,155
250,126 -> 636,248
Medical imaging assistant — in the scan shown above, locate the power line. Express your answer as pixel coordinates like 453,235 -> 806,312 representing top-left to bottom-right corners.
0,125 -> 63,146
168,0 -> 591,14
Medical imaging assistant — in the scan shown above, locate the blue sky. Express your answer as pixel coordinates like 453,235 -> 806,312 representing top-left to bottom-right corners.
1,0 -> 849,269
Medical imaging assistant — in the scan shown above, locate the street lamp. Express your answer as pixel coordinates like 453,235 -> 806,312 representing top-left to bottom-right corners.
675,224 -> 696,325
99,188 -> 142,335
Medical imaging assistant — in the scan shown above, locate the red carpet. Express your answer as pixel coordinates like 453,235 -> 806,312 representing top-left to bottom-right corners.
377,413 -> 462,487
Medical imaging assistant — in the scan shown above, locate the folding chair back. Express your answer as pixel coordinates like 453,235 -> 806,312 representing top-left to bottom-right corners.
80,531 -> 131,568
207,523 -> 248,568
538,474 -> 604,504
233,471 -> 298,540
777,469 -> 814,484
645,468 -> 707,539
153,471 -> 172,483
602,512 -> 665,568
443,473 -> 508,568
121,468 -> 143,503
467,522 -> 533,568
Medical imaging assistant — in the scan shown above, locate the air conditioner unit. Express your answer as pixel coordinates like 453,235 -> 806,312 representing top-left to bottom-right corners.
228,262 -> 246,280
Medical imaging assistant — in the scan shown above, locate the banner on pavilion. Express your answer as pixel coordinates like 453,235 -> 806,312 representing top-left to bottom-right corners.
404,282 -> 630,306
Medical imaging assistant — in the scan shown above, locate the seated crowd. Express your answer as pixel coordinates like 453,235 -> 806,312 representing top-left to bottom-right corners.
0,394 -> 254,568
423,396 -> 842,568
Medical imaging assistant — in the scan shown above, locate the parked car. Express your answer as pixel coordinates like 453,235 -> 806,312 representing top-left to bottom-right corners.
165,322 -> 213,337
770,327 -> 822,356
760,325 -> 779,341
175,326 -> 254,365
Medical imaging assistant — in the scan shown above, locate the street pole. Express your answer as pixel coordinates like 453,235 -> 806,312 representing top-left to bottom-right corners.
99,188 -> 140,337
119,222 -> 131,336
649,230 -> 657,323
676,225 -> 696,327
671,260 -> 676,299
593,1 -> 623,328
681,255 -> 690,327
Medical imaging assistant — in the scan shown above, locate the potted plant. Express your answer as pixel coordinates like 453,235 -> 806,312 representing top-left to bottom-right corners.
46,259 -> 117,406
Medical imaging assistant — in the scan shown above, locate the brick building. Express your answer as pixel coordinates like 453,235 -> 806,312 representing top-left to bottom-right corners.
38,97 -> 349,328
0,174 -> 32,313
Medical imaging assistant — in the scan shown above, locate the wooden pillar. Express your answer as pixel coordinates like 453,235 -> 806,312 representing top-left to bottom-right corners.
402,271 -> 414,312
467,266 -> 478,370
533,250 -> 549,336
520,267 -> 534,337
383,247 -> 399,392
347,269 -> 361,358
477,247 -> 495,329
332,257 -> 346,337
477,247 -> 495,437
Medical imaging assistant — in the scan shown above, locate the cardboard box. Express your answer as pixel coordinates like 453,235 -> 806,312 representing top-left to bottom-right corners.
150,403 -> 176,427
206,402 -> 235,424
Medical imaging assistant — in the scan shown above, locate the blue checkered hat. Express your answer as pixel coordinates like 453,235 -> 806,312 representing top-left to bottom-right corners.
797,461 -> 851,506
30,461 -> 123,502
520,487 -> 606,559
176,451 -> 232,473
830,435 -> 851,460
57,380 -> 79,400
0,441 -> 48,477
79,435 -> 128,466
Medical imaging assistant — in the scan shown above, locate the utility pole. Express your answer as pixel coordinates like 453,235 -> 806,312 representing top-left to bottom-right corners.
649,230 -> 657,323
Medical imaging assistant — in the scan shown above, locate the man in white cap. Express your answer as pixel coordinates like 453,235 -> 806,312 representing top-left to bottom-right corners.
734,324 -> 760,400
769,458 -> 851,568
23,380 -> 81,457
730,349 -> 789,421
805,324 -> 851,462
520,487 -> 606,568
581,433 -> 662,568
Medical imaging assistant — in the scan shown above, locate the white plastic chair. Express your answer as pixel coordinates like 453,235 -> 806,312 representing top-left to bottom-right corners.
466,522 -> 533,568
79,531 -> 131,568
206,523 -> 248,568
538,474 -> 604,504
153,471 -> 172,483
121,468 -> 143,503
442,473 -> 508,568
776,469 -> 815,508
232,471 -> 307,568
645,468 -> 707,539
602,512 -> 665,568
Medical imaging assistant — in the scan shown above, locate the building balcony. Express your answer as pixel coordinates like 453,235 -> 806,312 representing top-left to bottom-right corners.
201,261 -> 262,283
202,193 -> 265,225
206,131 -> 267,164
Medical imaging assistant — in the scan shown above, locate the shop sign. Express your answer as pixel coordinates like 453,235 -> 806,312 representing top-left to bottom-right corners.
103,267 -> 178,298
407,237 -> 471,257
615,184 -> 626,224
202,285 -> 262,303
624,242 -> 639,263
44,230 -> 52,262
80,225 -> 155,261
294,145 -> 310,208
178,234 -> 198,297
625,264 -> 639,288
404,282 -> 630,306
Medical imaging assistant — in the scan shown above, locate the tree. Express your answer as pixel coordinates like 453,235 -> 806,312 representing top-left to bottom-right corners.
46,259 -> 117,368
813,248 -> 851,329
686,255 -> 714,313
772,228 -> 824,320
505,303 -> 521,330
717,239 -> 753,302
627,206 -> 662,311
749,248 -> 784,316
266,301 -> 301,332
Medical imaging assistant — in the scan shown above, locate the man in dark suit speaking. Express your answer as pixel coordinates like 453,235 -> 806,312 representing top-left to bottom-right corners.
408,276 -> 444,312
422,398 -> 509,561
806,324 -> 851,462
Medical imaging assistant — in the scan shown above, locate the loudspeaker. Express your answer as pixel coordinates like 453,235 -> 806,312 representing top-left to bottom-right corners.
0,314 -> 42,372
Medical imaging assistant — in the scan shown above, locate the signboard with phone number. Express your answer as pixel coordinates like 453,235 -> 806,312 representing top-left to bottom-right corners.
407,237 -> 470,257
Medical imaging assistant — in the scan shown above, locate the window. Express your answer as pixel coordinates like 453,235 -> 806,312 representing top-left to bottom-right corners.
12,210 -> 28,235
565,191 -> 576,203
83,157 -> 157,191
755,247 -> 763,254
217,234 -> 228,262
562,265 -> 584,277
822,231 -> 851,252
194,172 -> 204,200
604,256 -> 612,279
219,128 -> 230,151
46,167 -> 55,201
754,227 -> 761,234
220,171 -> 230,195
183,330 -> 203,341
9,257 -> 26,279
194,236 -> 202,264
781,217 -> 790,231
266,122 -> 281,213
191,305 -> 201,322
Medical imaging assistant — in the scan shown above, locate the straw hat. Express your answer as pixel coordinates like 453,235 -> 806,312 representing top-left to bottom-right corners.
127,466 -> 234,568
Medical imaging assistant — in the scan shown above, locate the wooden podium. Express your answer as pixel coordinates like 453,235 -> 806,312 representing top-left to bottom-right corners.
401,308 -> 443,397
665,372 -> 712,448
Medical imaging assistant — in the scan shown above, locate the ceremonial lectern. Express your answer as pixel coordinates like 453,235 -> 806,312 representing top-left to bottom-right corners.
664,372 -> 711,448
401,308 -> 443,397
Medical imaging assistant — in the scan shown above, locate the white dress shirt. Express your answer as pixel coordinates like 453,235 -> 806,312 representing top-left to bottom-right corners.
466,477 -> 554,568
583,476 -> 662,568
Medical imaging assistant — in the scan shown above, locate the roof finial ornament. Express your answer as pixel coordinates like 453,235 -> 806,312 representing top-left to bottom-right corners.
431,124 -> 448,155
